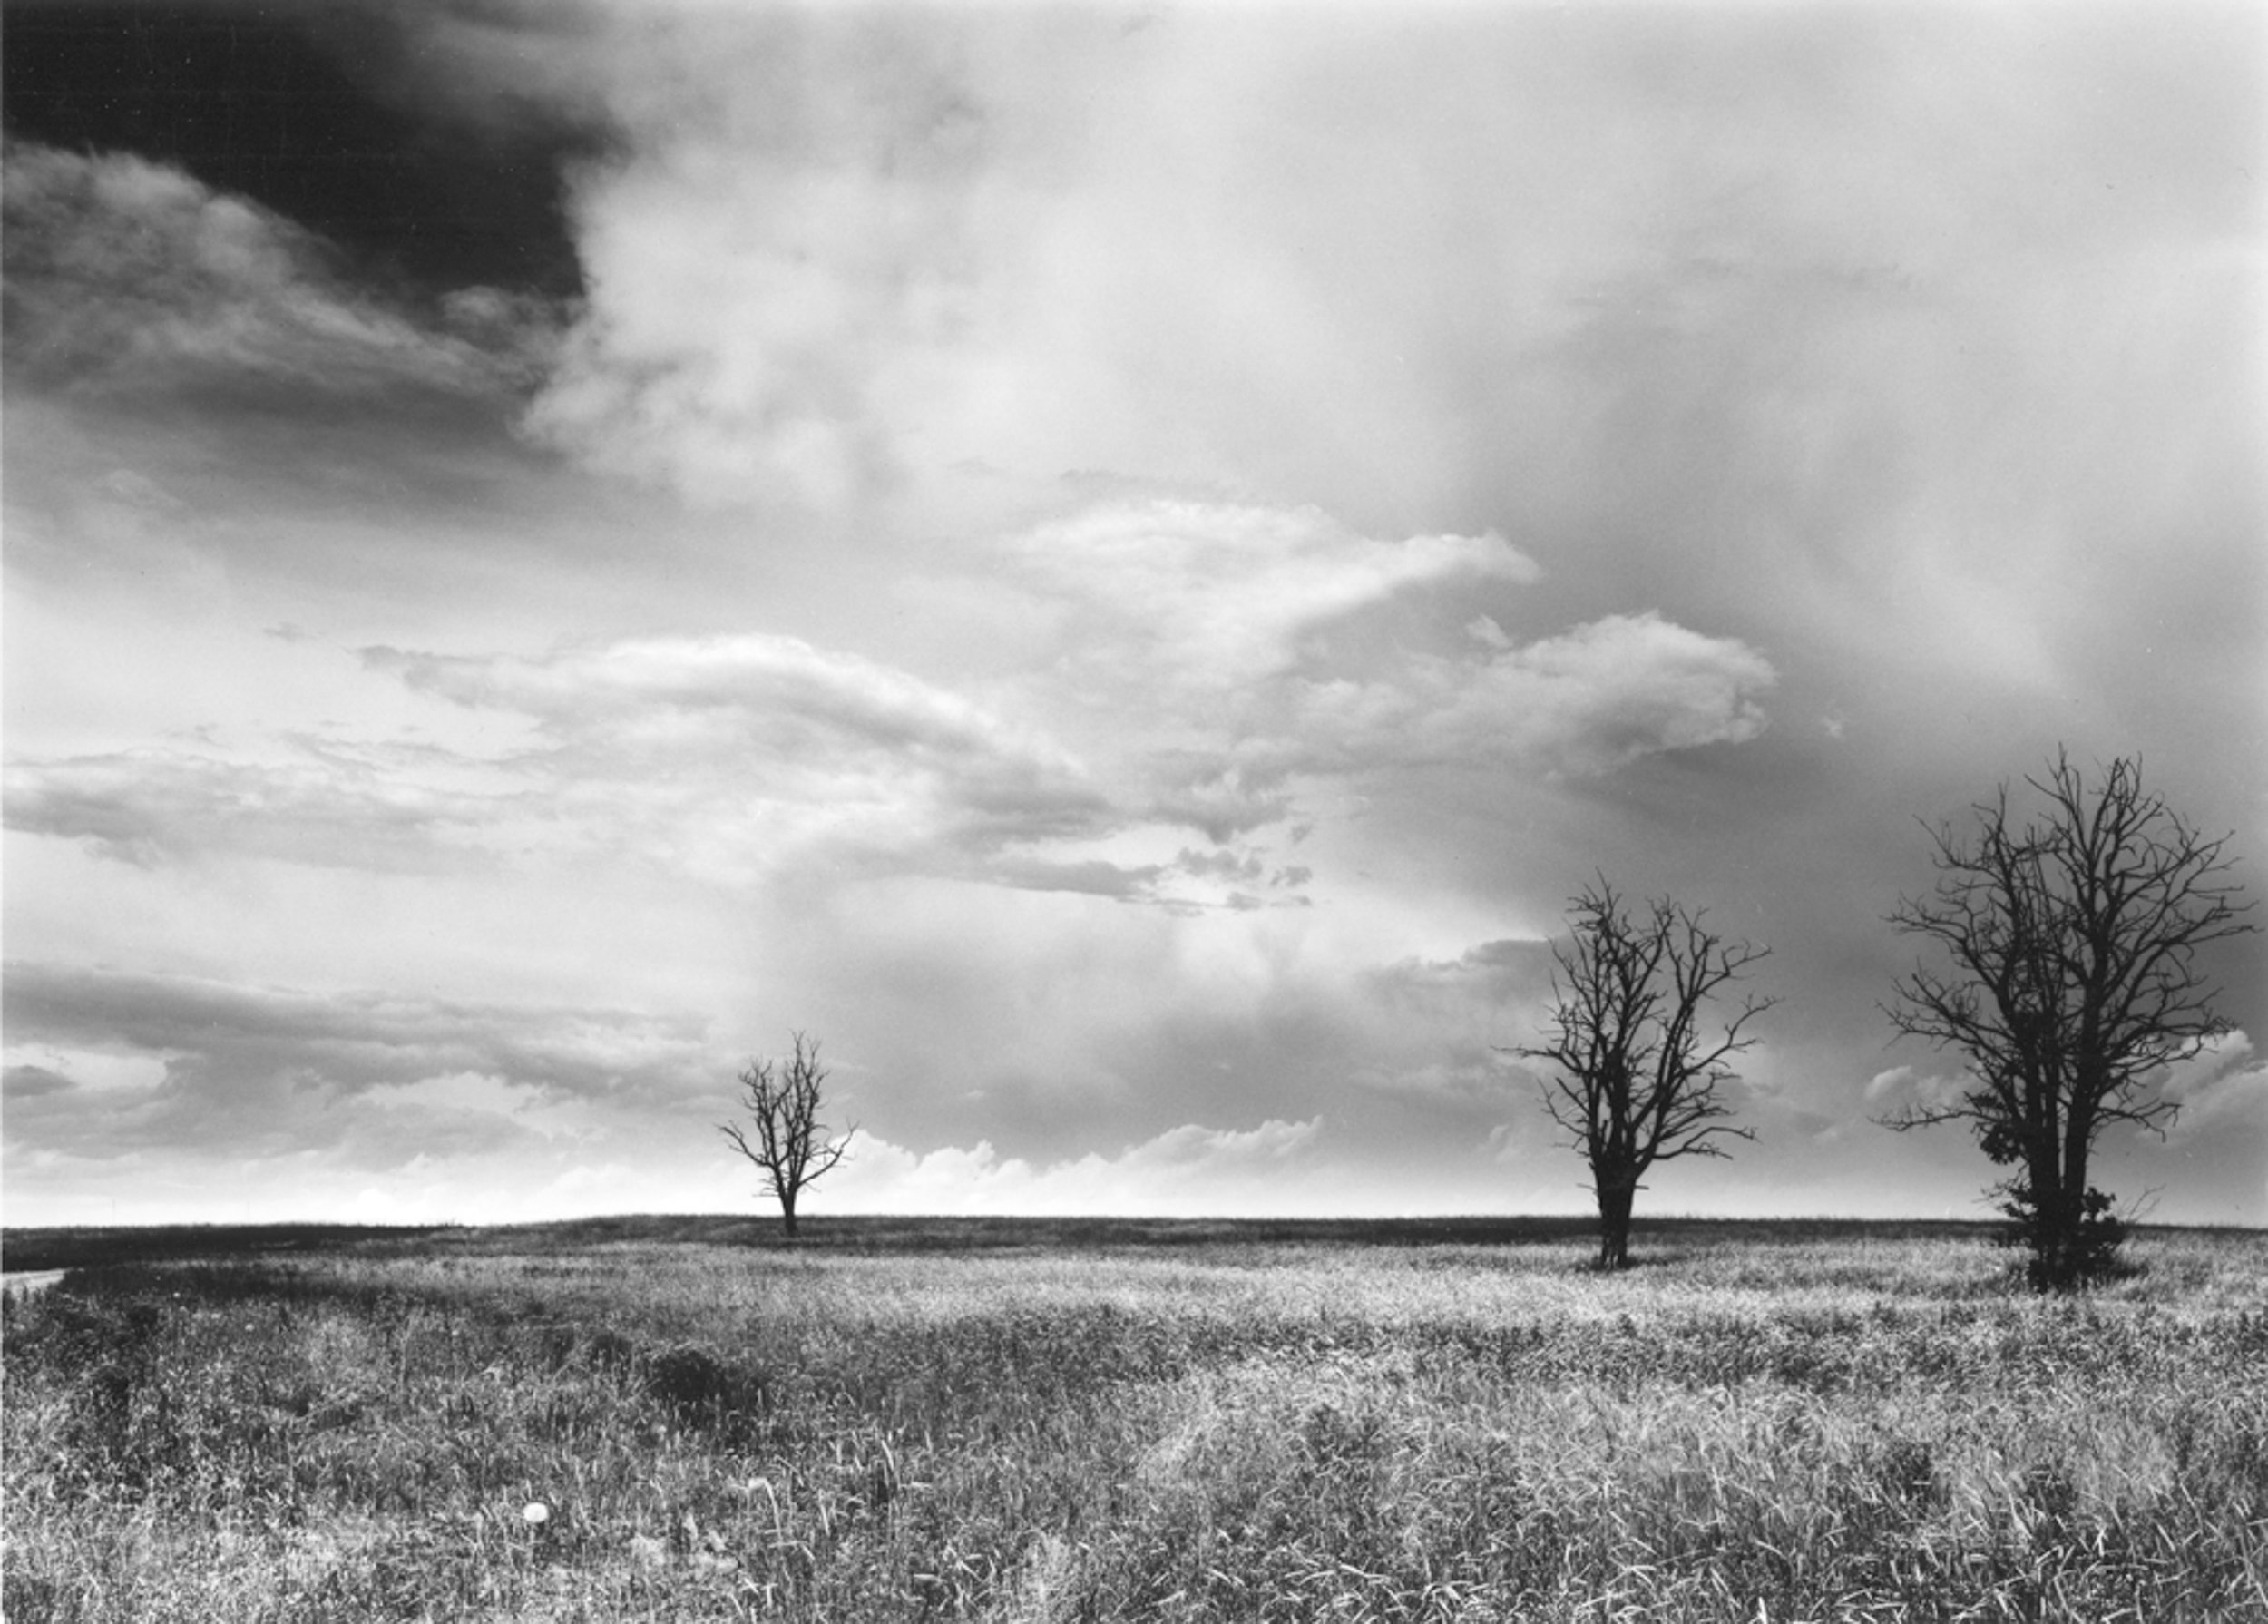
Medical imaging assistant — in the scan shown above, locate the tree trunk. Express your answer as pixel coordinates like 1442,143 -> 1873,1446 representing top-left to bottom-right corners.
2040,1114 -> 2095,1288
2016,1124 -> 2113,1289
780,1190 -> 800,1238
1595,1175 -> 1637,1270
2023,1136 -> 2055,1287
2038,1187 -> 2077,1289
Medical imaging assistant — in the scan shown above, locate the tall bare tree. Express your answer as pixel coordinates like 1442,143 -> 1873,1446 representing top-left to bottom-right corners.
1884,751 -> 2253,1287
719,1032 -> 854,1238
1516,878 -> 1771,1269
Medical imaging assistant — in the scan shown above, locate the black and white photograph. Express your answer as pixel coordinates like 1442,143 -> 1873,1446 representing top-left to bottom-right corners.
4,0 -> 2263,1617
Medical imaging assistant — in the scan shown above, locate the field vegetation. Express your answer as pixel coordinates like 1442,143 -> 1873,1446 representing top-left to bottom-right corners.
5,1217 -> 2265,1621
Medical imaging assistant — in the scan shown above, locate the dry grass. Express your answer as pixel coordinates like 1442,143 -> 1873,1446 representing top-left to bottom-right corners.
5,1220 -> 2264,1621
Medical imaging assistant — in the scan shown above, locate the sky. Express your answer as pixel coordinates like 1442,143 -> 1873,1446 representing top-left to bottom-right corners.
4,0 -> 2263,1230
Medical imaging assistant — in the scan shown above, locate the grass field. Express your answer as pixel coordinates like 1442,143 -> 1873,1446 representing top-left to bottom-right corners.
4,1216 -> 2264,1621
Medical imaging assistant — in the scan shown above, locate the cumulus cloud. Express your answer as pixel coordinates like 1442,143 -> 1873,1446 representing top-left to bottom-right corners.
1295,611 -> 1776,777
0,960 -> 713,1169
370,631 -> 1113,884
1,140 -> 553,401
1009,501 -> 1539,694
1862,1065 -> 1969,1116
832,1116 -> 1325,1216
992,501 -> 1775,831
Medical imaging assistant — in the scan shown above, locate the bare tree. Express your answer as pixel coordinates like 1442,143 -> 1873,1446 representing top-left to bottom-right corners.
1883,750 -> 2253,1288
719,1032 -> 854,1238
1515,878 -> 1771,1269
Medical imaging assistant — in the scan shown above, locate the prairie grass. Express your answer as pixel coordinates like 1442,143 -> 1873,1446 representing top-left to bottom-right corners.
4,1219 -> 2264,1621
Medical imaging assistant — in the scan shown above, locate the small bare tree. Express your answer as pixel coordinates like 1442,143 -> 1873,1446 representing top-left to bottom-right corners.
719,1032 -> 854,1238
1884,751 -> 2253,1288
1516,878 -> 1771,1269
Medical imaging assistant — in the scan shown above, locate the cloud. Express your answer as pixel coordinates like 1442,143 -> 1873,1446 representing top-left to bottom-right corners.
1367,938 -> 1559,1012
0,960 -> 715,1169
504,5 -> 2261,529
374,633 -> 1075,785
1859,1033 -> 2268,1143
496,4 -> 1510,511
1009,500 -> 1540,693
991,500 -> 1775,837
1,140 -> 554,403
1862,1065 -> 1969,1116
511,4 -> 1043,507
6,631 -> 1115,890
3,1065 -> 75,1101
832,1116 -> 1326,1216
2160,1032 -> 2268,1139
471,0 -> 2262,854
3,747 -> 512,871
11,563 -> 1765,908
370,631 -> 1113,884
983,856 -> 1167,903
1294,611 -> 1777,777
1360,1054 -> 1529,1116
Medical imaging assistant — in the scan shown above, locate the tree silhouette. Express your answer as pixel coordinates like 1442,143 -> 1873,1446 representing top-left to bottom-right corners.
1884,751 -> 2253,1287
1517,878 -> 1771,1269
719,1032 -> 854,1238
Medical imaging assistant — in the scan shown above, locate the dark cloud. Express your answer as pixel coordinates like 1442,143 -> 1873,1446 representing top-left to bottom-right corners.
984,857 -> 1165,902
0,960 -> 714,1169
1367,940 -> 1560,1006
0,0 -> 603,300
1141,759 -> 1298,845
3,1064 -> 74,1100
1175,847 -> 1265,885
2,141 -> 557,406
